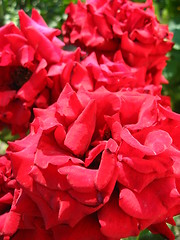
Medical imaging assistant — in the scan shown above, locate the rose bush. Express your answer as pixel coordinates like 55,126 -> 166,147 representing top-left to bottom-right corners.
62,0 -> 173,86
0,0 -> 174,135
0,9 -> 83,136
4,84 -> 180,239
0,0 -> 179,239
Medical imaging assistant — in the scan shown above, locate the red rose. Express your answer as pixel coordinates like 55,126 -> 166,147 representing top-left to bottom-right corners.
0,9 -> 77,135
6,84 -> 180,239
62,0 -> 173,85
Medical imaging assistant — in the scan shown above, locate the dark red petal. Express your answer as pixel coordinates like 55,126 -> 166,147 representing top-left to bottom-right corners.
0,91 -> 16,107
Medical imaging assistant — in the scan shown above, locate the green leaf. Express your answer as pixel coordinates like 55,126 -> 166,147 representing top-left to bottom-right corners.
137,229 -> 165,240
0,128 -> 19,142
0,140 -> 8,155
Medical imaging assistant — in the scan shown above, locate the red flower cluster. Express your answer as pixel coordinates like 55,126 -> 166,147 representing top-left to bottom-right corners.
0,0 -> 179,240
62,0 -> 173,85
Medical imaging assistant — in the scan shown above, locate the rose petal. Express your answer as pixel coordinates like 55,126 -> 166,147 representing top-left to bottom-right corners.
67,214 -> 106,240
144,130 -> 172,155
119,186 -> 167,220
120,127 -> 155,155
0,91 -> 16,107
56,83 -> 83,126
117,161 -> 156,192
98,194 -> 140,239
19,9 -> 60,40
95,139 -> 118,191
64,99 -> 96,156
24,27 -> 61,63
17,68 -> 47,103
59,165 -> 96,193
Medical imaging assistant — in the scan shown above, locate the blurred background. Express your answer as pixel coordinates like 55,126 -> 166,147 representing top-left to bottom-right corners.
0,1 -> 179,238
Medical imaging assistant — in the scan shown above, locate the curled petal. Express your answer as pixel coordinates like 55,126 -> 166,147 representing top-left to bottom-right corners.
64,100 -> 96,156
95,139 -> 118,191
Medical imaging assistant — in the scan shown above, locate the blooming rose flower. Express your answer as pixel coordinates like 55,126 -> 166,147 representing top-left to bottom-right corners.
62,0 -> 173,85
0,9 -> 81,135
6,84 -> 180,239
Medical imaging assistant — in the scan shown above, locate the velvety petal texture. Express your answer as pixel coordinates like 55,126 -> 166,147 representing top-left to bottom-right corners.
5,85 -> 180,240
0,0 -> 179,240
62,0 -> 173,86
0,9 -> 80,135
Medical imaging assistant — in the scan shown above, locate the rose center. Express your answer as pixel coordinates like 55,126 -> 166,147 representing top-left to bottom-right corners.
10,66 -> 32,90
103,129 -> 112,140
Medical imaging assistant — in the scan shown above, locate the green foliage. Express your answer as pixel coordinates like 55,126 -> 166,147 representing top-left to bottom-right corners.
126,0 -> 180,113
123,229 -> 168,240
137,229 -> 165,240
0,128 -> 19,155
154,0 -> 180,113
0,127 -> 18,142
0,0 -> 76,28
0,139 -> 8,155
163,17 -> 180,112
